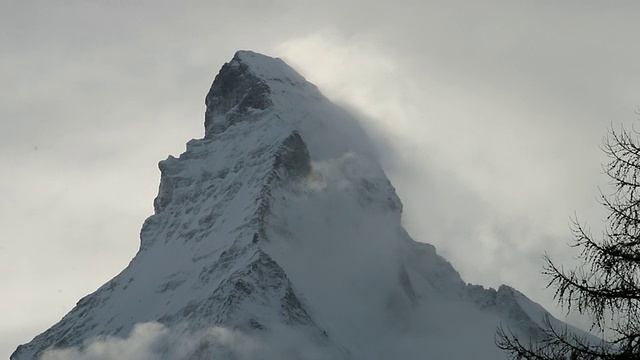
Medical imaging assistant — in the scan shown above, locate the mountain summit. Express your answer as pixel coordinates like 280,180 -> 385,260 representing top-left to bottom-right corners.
14,51 -> 567,359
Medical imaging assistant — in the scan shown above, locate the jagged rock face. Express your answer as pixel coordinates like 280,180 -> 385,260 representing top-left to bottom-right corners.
13,51 -> 564,360
204,53 -> 273,136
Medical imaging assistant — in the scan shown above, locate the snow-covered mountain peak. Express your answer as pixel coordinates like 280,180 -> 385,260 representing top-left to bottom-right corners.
204,50 -> 376,162
232,50 -> 310,88
204,50 -> 313,137
13,51 -> 578,360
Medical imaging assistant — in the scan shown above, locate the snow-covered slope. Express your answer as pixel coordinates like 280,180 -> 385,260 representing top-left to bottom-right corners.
13,51 -> 571,360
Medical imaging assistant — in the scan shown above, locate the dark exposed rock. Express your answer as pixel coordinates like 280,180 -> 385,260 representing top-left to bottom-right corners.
273,131 -> 311,180
204,53 -> 273,136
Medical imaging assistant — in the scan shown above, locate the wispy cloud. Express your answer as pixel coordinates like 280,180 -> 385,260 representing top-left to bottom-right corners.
40,322 -> 332,360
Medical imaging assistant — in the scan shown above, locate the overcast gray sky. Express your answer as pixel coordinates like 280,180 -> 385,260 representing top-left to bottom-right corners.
3,1 -> 640,357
